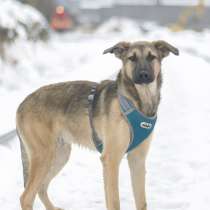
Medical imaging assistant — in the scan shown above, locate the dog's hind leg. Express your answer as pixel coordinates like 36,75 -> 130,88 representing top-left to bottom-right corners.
38,137 -> 71,210
20,142 -> 55,210
18,131 -> 29,188
19,125 -> 60,210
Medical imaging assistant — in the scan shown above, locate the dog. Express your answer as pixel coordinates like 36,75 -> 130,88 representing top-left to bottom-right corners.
16,40 -> 179,210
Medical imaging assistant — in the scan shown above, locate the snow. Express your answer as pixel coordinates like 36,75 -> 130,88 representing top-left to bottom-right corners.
0,0 -> 48,40
0,18 -> 210,210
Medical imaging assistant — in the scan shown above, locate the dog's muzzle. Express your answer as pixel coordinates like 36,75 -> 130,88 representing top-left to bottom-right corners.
133,70 -> 154,84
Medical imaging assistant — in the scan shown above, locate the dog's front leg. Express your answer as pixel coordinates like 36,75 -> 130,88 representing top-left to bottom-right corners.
101,155 -> 120,210
127,136 -> 152,210
100,140 -> 127,210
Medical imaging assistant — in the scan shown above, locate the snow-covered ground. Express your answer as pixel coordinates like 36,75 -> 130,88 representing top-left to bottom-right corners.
0,19 -> 210,210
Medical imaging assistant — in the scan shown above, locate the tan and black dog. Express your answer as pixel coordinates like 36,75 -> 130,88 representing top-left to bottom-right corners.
16,40 -> 179,210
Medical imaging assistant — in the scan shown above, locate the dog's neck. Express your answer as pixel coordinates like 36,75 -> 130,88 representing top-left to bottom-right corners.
117,70 -> 161,117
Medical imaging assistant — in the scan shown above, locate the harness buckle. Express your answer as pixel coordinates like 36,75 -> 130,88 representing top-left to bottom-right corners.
88,87 -> 97,102
88,94 -> 94,102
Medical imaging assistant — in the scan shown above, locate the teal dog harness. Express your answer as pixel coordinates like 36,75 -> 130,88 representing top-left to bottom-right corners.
88,87 -> 157,153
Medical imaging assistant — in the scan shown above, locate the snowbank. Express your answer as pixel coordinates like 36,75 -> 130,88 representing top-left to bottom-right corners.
95,17 -> 142,36
0,0 -> 49,41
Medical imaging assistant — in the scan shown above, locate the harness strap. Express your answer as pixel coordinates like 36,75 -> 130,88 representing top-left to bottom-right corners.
88,86 -> 103,152
88,86 -> 157,154
118,94 -> 157,152
118,94 -> 135,114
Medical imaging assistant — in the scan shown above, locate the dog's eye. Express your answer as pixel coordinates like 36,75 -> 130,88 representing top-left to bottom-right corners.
147,52 -> 156,61
128,54 -> 136,62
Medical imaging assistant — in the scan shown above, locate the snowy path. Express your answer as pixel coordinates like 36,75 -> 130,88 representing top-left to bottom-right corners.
0,24 -> 210,210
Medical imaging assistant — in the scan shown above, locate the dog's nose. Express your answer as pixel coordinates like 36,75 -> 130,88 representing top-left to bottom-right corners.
138,71 -> 151,84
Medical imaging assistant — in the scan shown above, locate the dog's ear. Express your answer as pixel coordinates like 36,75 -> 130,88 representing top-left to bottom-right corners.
153,40 -> 179,58
103,42 -> 130,60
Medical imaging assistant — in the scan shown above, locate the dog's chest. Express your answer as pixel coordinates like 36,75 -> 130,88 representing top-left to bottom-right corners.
136,83 -> 158,116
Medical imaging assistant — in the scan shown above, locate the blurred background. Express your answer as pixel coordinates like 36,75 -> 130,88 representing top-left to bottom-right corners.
0,1 -> 210,210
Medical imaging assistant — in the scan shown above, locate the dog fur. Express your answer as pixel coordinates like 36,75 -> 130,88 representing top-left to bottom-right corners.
16,40 -> 179,210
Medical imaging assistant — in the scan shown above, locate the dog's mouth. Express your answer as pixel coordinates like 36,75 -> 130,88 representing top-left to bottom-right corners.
133,77 -> 154,85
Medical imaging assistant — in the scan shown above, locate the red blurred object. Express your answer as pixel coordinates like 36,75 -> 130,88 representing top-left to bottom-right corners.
50,6 -> 73,31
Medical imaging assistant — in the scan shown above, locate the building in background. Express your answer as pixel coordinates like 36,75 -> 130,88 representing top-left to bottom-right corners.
18,0 -> 210,31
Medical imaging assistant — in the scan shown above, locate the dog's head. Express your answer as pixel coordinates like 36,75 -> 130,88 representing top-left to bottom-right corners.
103,40 -> 179,85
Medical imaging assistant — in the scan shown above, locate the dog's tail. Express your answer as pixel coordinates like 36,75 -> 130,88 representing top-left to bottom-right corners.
17,129 -> 29,188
